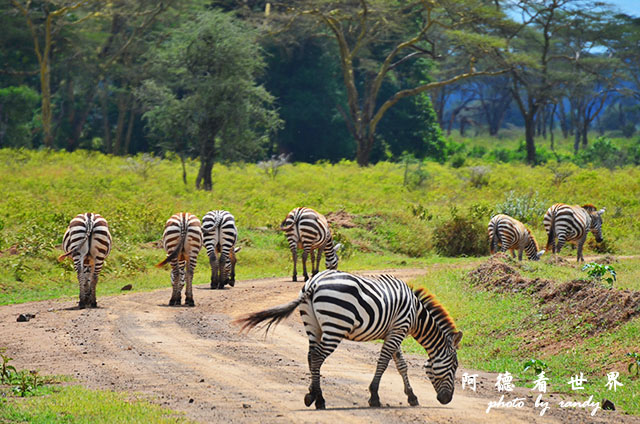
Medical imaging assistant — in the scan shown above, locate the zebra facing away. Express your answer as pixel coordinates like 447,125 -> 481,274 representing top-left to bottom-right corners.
202,210 -> 239,289
58,213 -> 112,309
237,270 -> 462,409
281,207 -> 341,282
156,213 -> 203,306
544,203 -> 605,262
488,214 -> 545,261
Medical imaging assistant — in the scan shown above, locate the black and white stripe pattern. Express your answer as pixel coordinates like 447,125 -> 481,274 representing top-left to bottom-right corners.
202,210 -> 239,289
281,207 -> 340,282
544,203 -> 605,262
59,213 -> 112,309
488,214 -> 544,261
237,270 -> 462,409
156,213 -> 203,306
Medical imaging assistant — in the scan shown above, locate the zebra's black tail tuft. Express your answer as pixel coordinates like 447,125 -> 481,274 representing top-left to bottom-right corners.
156,246 -> 182,268
234,297 -> 303,335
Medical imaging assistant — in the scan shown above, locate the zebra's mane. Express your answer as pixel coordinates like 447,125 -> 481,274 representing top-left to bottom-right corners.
413,287 -> 457,335
526,228 -> 540,250
582,204 -> 597,212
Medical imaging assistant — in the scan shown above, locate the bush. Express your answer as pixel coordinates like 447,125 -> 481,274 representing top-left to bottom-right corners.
450,153 -> 466,168
433,207 -> 489,257
495,190 -> 547,225
576,137 -> 625,169
467,166 -> 490,188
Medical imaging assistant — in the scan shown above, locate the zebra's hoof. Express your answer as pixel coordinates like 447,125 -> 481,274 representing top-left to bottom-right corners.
185,299 -> 195,307
78,303 -> 86,310
169,298 -> 179,306
315,399 -> 326,410
90,302 -> 97,308
228,279 -> 235,287
408,395 -> 419,406
368,397 -> 381,408
304,393 -> 315,407
304,275 -> 309,282
292,276 -> 297,282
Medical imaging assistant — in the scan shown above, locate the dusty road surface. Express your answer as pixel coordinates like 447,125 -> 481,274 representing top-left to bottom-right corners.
0,268 -> 636,424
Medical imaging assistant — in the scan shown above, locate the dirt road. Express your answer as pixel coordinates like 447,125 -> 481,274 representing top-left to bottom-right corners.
0,268 -> 636,423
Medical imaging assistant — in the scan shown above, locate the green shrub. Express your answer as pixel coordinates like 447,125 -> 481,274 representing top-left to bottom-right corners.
576,137 -> 625,169
495,190 -> 547,225
433,207 -> 489,257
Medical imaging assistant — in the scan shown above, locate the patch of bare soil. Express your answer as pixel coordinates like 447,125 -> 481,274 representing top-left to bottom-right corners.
0,267 -> 636,423
326,210 -> 358,228
468,254 -> 640,337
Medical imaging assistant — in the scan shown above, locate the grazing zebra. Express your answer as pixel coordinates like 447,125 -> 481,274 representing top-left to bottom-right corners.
58,213 -> 112,309
281,207 -> 341,282
544,203 -> 605,262
237,270 -> 462,409
156,213 -> 203,306
202,210 -> 239,289
488,214 -> 545,261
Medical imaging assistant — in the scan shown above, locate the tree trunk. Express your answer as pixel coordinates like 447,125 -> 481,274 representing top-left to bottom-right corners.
123,102 -> 136,155
100,82 -> 112,153
549,103 -> 556,151
196,135 -> 216,190
581,120 -> 589,147
524,114 -> 537,164
113,93 -> 129,155
355,133 -> 374,166
573,127 -> 581,153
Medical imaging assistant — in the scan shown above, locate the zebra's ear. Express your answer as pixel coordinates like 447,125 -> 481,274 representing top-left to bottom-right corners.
537,250 -> 545,259
598,207 -> 606,215
334,243 -> 343,252
452,331 -> 463,350
234,246 -> 242,253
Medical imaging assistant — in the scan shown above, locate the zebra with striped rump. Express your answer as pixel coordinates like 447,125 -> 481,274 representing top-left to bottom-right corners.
488,214 -> 545,261
544,203 -> 605,262
156,213 -> 203,306
58,213 -> 112,309
202,210 -> 239,289
281,207 -> 341,282
237,270 -> 462,409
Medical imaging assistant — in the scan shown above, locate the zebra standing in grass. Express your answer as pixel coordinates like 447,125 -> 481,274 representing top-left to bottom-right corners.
202,210 -> 239,289
488,214 -> 545,261
58,213 -> 112,309
544,203 -> 605,262
156,213 -> 203,306
281,207 -> 341,282
237,270 -> 462,409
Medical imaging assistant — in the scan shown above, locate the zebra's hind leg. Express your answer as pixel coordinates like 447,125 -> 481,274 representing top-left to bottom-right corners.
89,272 -> 99,308
305,335 -> 342,409
290,247 -> 298,282
77,260 -> 91,309
209,253 -> 219,289
393,350 -> 419,406
184,258 -> 196,307
169,260 -> 182,306
302,247 -> 310,281
369,334 -> 404,407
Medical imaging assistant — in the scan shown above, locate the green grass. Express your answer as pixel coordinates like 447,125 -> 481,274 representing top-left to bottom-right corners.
0,385 -> 190,423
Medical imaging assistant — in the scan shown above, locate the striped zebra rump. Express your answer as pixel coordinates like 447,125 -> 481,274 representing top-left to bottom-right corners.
59,213 -> 112,309
543,203 -> 605,262
488,214 -> 544,261
281,207 -> 341,282
237,270 -> 461,409
202,210 -> 239,289
157,213 -> 203,306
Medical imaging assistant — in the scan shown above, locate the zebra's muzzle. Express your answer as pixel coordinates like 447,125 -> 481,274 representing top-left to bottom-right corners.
437,390 -> 453,405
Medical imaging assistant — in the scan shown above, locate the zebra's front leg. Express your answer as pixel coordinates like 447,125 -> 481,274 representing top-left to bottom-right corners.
169,262 -> 182,306
313,248 -> 322,276
393,350 -> 419,406
369,335 -> 403,407
77,263 -> 91,309
310,250 -> 316,277
518,249 -> 524,261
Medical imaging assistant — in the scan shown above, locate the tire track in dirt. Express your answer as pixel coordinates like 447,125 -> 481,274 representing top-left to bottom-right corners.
0,266 -> 637,423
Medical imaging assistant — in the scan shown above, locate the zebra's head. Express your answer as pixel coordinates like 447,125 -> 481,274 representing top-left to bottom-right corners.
324,243 -> 342,270
423,331 -> 463,404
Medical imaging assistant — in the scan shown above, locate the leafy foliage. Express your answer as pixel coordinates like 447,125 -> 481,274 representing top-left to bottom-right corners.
522,358 -> 549,375
433,207 -> 489,257
628,353 -> 640,377
583,262 -> 617,289
495,190 -> 547,225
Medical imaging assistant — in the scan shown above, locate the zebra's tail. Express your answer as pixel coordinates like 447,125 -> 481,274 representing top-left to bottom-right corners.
234,290 -> 308,334
490,224 -> 500,255
58,215 -> 94,262
156,217 -> 187,268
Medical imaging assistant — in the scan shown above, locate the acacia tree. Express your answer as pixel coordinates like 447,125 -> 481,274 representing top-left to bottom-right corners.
10,0 -> 96,147
137,10 -> 281,190
263,0 -> 510,166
